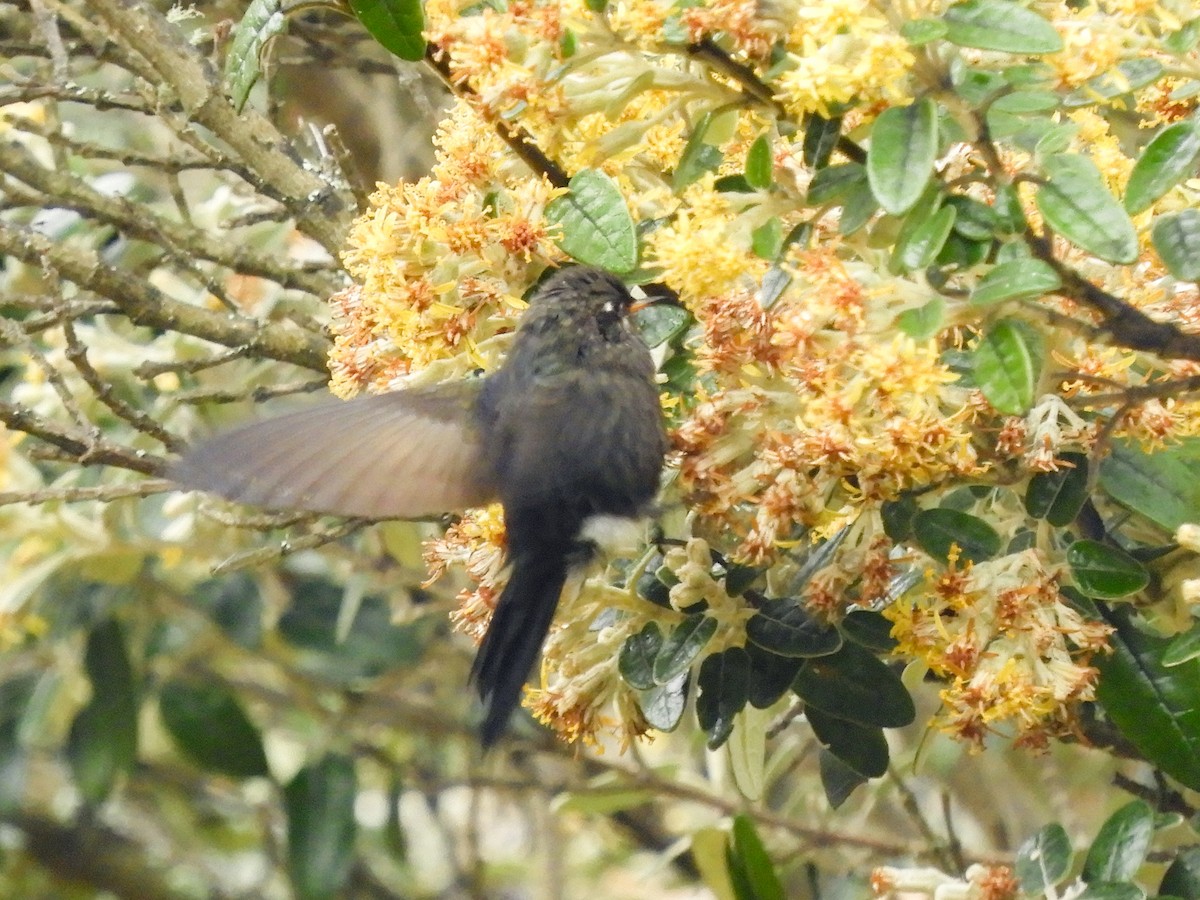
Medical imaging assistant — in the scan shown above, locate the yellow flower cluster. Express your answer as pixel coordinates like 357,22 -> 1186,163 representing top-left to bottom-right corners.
674,247 -> 981,564
888,549 -> 1112,748
331,0 -> 1200,748
333,102 -> 565,396
775,2 -> 915,118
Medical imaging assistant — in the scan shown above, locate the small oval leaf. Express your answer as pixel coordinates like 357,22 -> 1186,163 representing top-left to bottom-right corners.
224,0 -> 287,112
285,754 -> 357,900
1164,623 -> 1200,667
912,508 -> 1003,564
867,99 -> 938,215
348,0 -> 426,62
1016,823 -> 1074,894
1025,452 -> 1089,526
546,169 -> 638,273
695,647 -> 751,749
1067,540 -> 1150,599
805,707 -> 889,778
745,600 -> 842,658
745,643 -> 804,709
1083,800 -> 1154,884
792,642 -> 916,728
745,134 -> 773,190
1036,154 -> 1138,264
636,672 -> 689,731
1125,121 -> 1200,214
973,318 -> 1041,415
159,679 -> 269,778
1152,210 -> 1200,281
653,615 -> 718,684
971,258 -> 1062,305
943,0 -> 1064,53
619,622 -> 663,690
1096,604 -> 1200,791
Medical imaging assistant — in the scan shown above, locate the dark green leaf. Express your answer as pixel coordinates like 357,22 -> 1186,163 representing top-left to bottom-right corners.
1164,623 -> 1200,667
619,622 -> 663,690
726,840 -> 757,900
729,814 -> 785,900
1095,605 -> 1200,791
912,508 -> 1002,564
839,181 -> 880,234
881,496 -> 919,540
745,600 -> 842,658
937,232 -> 989,268
696,647 -> 750,749
348,0 -> 426,61
897,297 -> 945,340
793,642 -> 915,728
715,174 -> 755,193
224,0 -> 287,112
68,619 -> 139,804
973,317 -> 1041,414
634,303 -> 691,348
1125,121 -> 1200,214
1160,846 -> 1200,899
745,135 -> 773,190
285,754 -> 357,900
1067,540 -> 1150,599
1025,452 -> 1089,526
840,610 -> 898,652
993,183 -> 1027,233
636,564 -> 673,609
745,643 -> 804,709
1036,154 -> 1138,264
1152,210 -> 1200,281
751,217 -> 784,260
1016,823 -> 1073,894
867,99 -> 938,215
802,114 -> 841,169
807,163 -> 866,206
819,749 -> 867,808
546,169 -> 638,272
1100,438 -> 1200,531
1083,800 -> 1154,883
893,203 -> 957,272
68,703 -> 127,805
159,679 -> 269,778
943,0 -> 1063,53
636,672 -> 688,731
653,615 -> 718,683
947,194 -> 1000,240
970,258 -> 1061,305
806,707 -> 889,777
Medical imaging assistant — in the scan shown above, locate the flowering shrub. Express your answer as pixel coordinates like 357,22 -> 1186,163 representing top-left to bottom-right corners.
4,0 -> 1200,895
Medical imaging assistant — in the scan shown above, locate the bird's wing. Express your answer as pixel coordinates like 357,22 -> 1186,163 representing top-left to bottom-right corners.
169,385 -> 496,519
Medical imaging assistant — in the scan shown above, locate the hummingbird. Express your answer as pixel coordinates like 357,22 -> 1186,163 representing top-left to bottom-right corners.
171,266 -> 668,745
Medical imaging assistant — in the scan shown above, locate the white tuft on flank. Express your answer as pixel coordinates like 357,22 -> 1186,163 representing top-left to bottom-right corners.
580,514 -> 646,553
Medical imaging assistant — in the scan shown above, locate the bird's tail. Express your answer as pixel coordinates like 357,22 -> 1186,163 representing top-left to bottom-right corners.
471,550 -> 568,747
